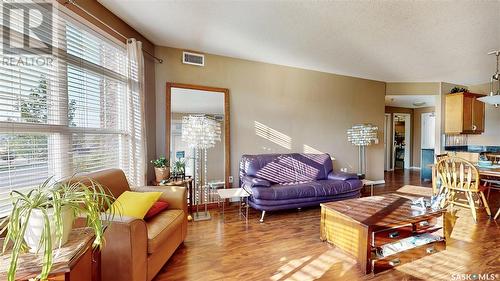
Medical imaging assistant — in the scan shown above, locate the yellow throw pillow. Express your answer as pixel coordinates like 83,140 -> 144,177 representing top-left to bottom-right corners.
109,191 -> 162,219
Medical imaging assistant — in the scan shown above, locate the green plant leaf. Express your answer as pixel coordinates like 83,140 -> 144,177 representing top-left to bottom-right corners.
3,175 -> 116,280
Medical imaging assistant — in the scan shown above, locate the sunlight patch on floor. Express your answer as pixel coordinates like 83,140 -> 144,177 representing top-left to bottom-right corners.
271,248 -> 356,281
395,248 -> 471,281
271,256 -> 312,281
447,208 -> 477,243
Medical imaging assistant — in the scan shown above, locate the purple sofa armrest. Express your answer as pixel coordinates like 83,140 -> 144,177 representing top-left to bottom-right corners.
242,175 -> 272,188
328,171 -> 359,181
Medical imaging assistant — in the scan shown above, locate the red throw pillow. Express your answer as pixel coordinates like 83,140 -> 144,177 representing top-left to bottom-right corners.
144,201 -> 169,220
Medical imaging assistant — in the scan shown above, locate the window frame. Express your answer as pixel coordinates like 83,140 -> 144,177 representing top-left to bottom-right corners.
0,3 -> 133,216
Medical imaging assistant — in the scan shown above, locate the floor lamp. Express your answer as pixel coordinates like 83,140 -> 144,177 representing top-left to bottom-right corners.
347,124 -> 378,179
182,115 -> 221,221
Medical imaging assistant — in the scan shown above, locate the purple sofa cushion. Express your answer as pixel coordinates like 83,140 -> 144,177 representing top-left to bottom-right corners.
241,175 -> 271,188
248,190 -> 361,209
328,171 -> 359,181
251,179 -> 362,201
240,153 -> 333,184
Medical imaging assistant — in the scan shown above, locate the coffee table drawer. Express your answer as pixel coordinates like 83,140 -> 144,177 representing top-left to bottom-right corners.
372,239 -> 445,274
372,224 -> 413,247
413,217 -> 438,232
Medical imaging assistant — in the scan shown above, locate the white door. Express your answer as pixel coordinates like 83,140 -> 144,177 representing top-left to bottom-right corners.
384,113 -> 391,171
403,114 -> 411,169
392,113 -> 411,170
421,112 -> 436,149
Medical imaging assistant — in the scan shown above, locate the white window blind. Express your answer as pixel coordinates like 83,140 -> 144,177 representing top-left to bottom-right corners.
0,1 -> 143,216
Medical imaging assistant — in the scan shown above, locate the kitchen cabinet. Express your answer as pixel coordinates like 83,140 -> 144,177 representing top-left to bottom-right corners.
445,92 -> 485,134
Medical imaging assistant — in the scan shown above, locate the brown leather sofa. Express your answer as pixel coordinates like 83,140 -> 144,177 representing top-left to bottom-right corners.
79,169 -> 187,281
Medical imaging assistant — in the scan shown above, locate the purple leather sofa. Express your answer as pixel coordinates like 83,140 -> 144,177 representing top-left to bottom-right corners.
240,153 -> 362,222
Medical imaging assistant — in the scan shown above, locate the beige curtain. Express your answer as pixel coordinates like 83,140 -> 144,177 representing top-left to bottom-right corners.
126,38 -> 147,186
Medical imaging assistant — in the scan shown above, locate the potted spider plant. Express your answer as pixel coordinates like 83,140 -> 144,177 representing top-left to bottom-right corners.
172,158 -> 186,178
0,177 -> 115,281
151,156 -> 170,182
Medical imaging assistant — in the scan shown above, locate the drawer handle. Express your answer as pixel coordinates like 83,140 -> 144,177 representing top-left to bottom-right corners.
419,220 -> 429,227
389,258 -> 401,266
388,231 -> 400,238
426,247 -> 436,254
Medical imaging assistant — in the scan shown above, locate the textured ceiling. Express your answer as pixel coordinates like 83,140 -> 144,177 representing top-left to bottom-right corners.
98,0 -> 500,85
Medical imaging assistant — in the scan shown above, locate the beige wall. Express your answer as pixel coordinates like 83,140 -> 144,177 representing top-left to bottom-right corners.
155,47 -> 386,183
468,83 -> 500,145
413,107 -> 435,167
386,82 -> 441,96
61,0 -> 157,182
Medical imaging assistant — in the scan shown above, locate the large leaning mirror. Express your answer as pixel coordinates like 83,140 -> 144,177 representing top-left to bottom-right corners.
166,83 -> 230,221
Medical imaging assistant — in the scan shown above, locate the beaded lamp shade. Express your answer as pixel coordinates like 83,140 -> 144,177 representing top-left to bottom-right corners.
347,123 -> 378,178
181,115 -> 221,149
347,124 -> 378,146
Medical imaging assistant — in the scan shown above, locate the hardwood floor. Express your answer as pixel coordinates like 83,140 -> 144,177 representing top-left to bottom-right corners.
154,170 -> 500,281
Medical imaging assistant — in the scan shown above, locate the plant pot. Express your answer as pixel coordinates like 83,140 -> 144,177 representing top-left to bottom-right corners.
24,205 -> 74,253
154,167 -> 170,182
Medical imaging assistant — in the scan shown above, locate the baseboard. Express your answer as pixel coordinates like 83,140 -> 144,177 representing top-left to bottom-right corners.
371,180 -> 385,185
410,166 -> 421,170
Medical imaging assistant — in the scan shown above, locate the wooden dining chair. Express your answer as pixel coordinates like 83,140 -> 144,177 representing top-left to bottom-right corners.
482,178 -> 500,220
436,153 -> 449,161
480,153 -> 500,219
436,156 -> 492,223
485,153 -> 500,165
432,153 -> 449,195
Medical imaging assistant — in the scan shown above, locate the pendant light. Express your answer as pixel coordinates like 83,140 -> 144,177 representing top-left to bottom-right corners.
478,50 -> 500,107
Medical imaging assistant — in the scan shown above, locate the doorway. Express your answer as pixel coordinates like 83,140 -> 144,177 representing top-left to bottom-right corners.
384,113 -> 392,171
393,113 -> 411,170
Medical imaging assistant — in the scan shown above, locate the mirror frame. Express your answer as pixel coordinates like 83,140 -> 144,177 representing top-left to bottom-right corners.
166,82 -> 231,188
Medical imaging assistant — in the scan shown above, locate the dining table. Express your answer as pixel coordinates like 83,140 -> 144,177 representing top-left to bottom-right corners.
477,166 -> 500,220
476,166 -> 500,178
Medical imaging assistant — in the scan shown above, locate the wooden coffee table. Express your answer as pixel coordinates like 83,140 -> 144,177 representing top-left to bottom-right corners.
320,194 -> 446,274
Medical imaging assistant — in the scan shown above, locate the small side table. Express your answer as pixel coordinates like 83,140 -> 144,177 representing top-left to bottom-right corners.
208,181 -> 225,202
362,179 -> 377,196
0,227 -> 99,281
217,188 -> 251,222
154,178 -> 194,221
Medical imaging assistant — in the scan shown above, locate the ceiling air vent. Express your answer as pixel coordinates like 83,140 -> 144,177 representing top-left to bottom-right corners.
183,51 -> 204,66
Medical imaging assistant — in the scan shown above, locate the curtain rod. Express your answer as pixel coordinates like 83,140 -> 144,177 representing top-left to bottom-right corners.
64,0 -> 163,63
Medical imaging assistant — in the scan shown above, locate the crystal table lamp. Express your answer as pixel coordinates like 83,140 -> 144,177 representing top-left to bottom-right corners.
347,124 -> 378,178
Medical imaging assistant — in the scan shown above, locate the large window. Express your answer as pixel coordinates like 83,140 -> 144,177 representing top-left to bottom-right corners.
0,2 -> 142,216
